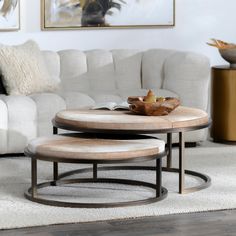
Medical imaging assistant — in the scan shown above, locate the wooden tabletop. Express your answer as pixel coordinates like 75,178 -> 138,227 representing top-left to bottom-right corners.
54,106 -> 209,134
26,133 -> 165,162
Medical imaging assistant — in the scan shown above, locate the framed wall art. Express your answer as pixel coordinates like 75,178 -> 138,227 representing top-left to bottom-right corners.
0,0 -> 20,31
41,0 -> 175,30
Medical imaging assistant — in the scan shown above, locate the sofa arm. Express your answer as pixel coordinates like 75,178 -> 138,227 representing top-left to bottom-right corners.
163,52 -> 210,111
0,97 -> 8,154
0,95 -> 37,154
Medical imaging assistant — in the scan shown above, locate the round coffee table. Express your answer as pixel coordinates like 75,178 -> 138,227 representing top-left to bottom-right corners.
53,106 -> 211,194
24,133 -> 167,208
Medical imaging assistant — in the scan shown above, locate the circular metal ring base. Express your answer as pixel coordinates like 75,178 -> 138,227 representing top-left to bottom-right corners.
58,166 -> 211,194
162,167 -> 211,194
25,178 -> 168,208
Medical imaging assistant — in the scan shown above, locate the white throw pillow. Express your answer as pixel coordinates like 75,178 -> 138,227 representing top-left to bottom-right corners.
0,40 -> 60,95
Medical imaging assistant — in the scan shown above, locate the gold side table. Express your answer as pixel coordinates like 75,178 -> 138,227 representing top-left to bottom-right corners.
211,66 -> 236,141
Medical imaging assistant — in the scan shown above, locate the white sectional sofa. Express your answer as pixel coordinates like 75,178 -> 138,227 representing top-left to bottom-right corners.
0,49 -> 210,155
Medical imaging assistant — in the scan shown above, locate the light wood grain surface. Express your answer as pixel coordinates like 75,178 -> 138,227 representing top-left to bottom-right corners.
54,106 -> 209,132
27,133 -> 165,161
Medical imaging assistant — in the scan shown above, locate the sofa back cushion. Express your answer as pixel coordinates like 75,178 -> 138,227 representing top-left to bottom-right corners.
86,50 -> 116,91
53,49 -> 143,93
41,49 -> 209,109
163,52 -> 210,110
111,50 -> 142,90
41,51 -> 61,84
58,50 -> 89,92
142,49 -> 174,89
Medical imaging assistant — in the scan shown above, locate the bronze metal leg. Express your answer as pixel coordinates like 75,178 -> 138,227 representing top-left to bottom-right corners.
93,163 -> 97,180
179,132 -> 185,194
31,158 -> 37,198
53,126 -> 58,182
53,162 -> 58,181
53,126 -> 58,135
167,133 -> 172,169
25,154 -> 168,208
156,158 -> 162,197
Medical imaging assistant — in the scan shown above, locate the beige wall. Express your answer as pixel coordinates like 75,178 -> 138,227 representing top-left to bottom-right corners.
0,0 -> 235,66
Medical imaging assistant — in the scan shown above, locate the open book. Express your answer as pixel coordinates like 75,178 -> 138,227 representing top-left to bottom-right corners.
92,101 -> 129,111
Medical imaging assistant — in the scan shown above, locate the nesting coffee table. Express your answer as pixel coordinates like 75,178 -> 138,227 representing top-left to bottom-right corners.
25,133 -> 167,208
25,106 -> 211,208
53,106 -> 211,194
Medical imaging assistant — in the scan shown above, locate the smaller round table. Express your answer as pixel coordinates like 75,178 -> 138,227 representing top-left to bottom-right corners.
24,133 -> 167,208
53,106 -> 211,194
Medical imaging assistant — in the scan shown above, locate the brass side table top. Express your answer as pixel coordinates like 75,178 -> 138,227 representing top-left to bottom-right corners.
212,65 -> 236,70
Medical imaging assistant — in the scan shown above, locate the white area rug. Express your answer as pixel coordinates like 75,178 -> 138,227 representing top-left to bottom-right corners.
0,141 -> 236,229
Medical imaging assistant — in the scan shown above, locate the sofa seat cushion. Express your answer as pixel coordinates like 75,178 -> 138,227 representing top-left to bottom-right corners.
118,89 -> 178,101
85,89 -> 179,104
59,91 -> 95,109
118,89 -> 148,100
150,89 -> 179,98
88,91 -> 123,103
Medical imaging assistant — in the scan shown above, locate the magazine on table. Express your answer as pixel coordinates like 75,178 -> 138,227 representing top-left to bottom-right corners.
92,101 -> 130,111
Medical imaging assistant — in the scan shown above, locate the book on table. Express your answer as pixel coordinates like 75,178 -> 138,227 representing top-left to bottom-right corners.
92,101 -> 130,111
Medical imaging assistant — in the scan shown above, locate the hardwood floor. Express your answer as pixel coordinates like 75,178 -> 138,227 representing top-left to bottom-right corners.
1,209 -> 236,236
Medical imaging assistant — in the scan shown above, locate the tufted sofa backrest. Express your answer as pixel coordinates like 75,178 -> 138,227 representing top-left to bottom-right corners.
42,49 -> 175,93
41,48 -> 210,110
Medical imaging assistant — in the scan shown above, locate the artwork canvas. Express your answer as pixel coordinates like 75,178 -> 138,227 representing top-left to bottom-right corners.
42,0 -> 175,30
0,0 -> 20,31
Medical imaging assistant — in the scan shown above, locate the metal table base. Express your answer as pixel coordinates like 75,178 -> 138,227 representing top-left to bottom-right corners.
25,153 -> 168,208
53,132 -> 211,195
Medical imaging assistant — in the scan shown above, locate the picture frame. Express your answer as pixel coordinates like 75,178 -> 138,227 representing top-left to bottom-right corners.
41,0 -> 175,30
0,0 -> 20,31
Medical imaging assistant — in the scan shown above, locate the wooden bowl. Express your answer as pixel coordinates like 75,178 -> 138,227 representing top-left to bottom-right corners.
128,96 -> 180,116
